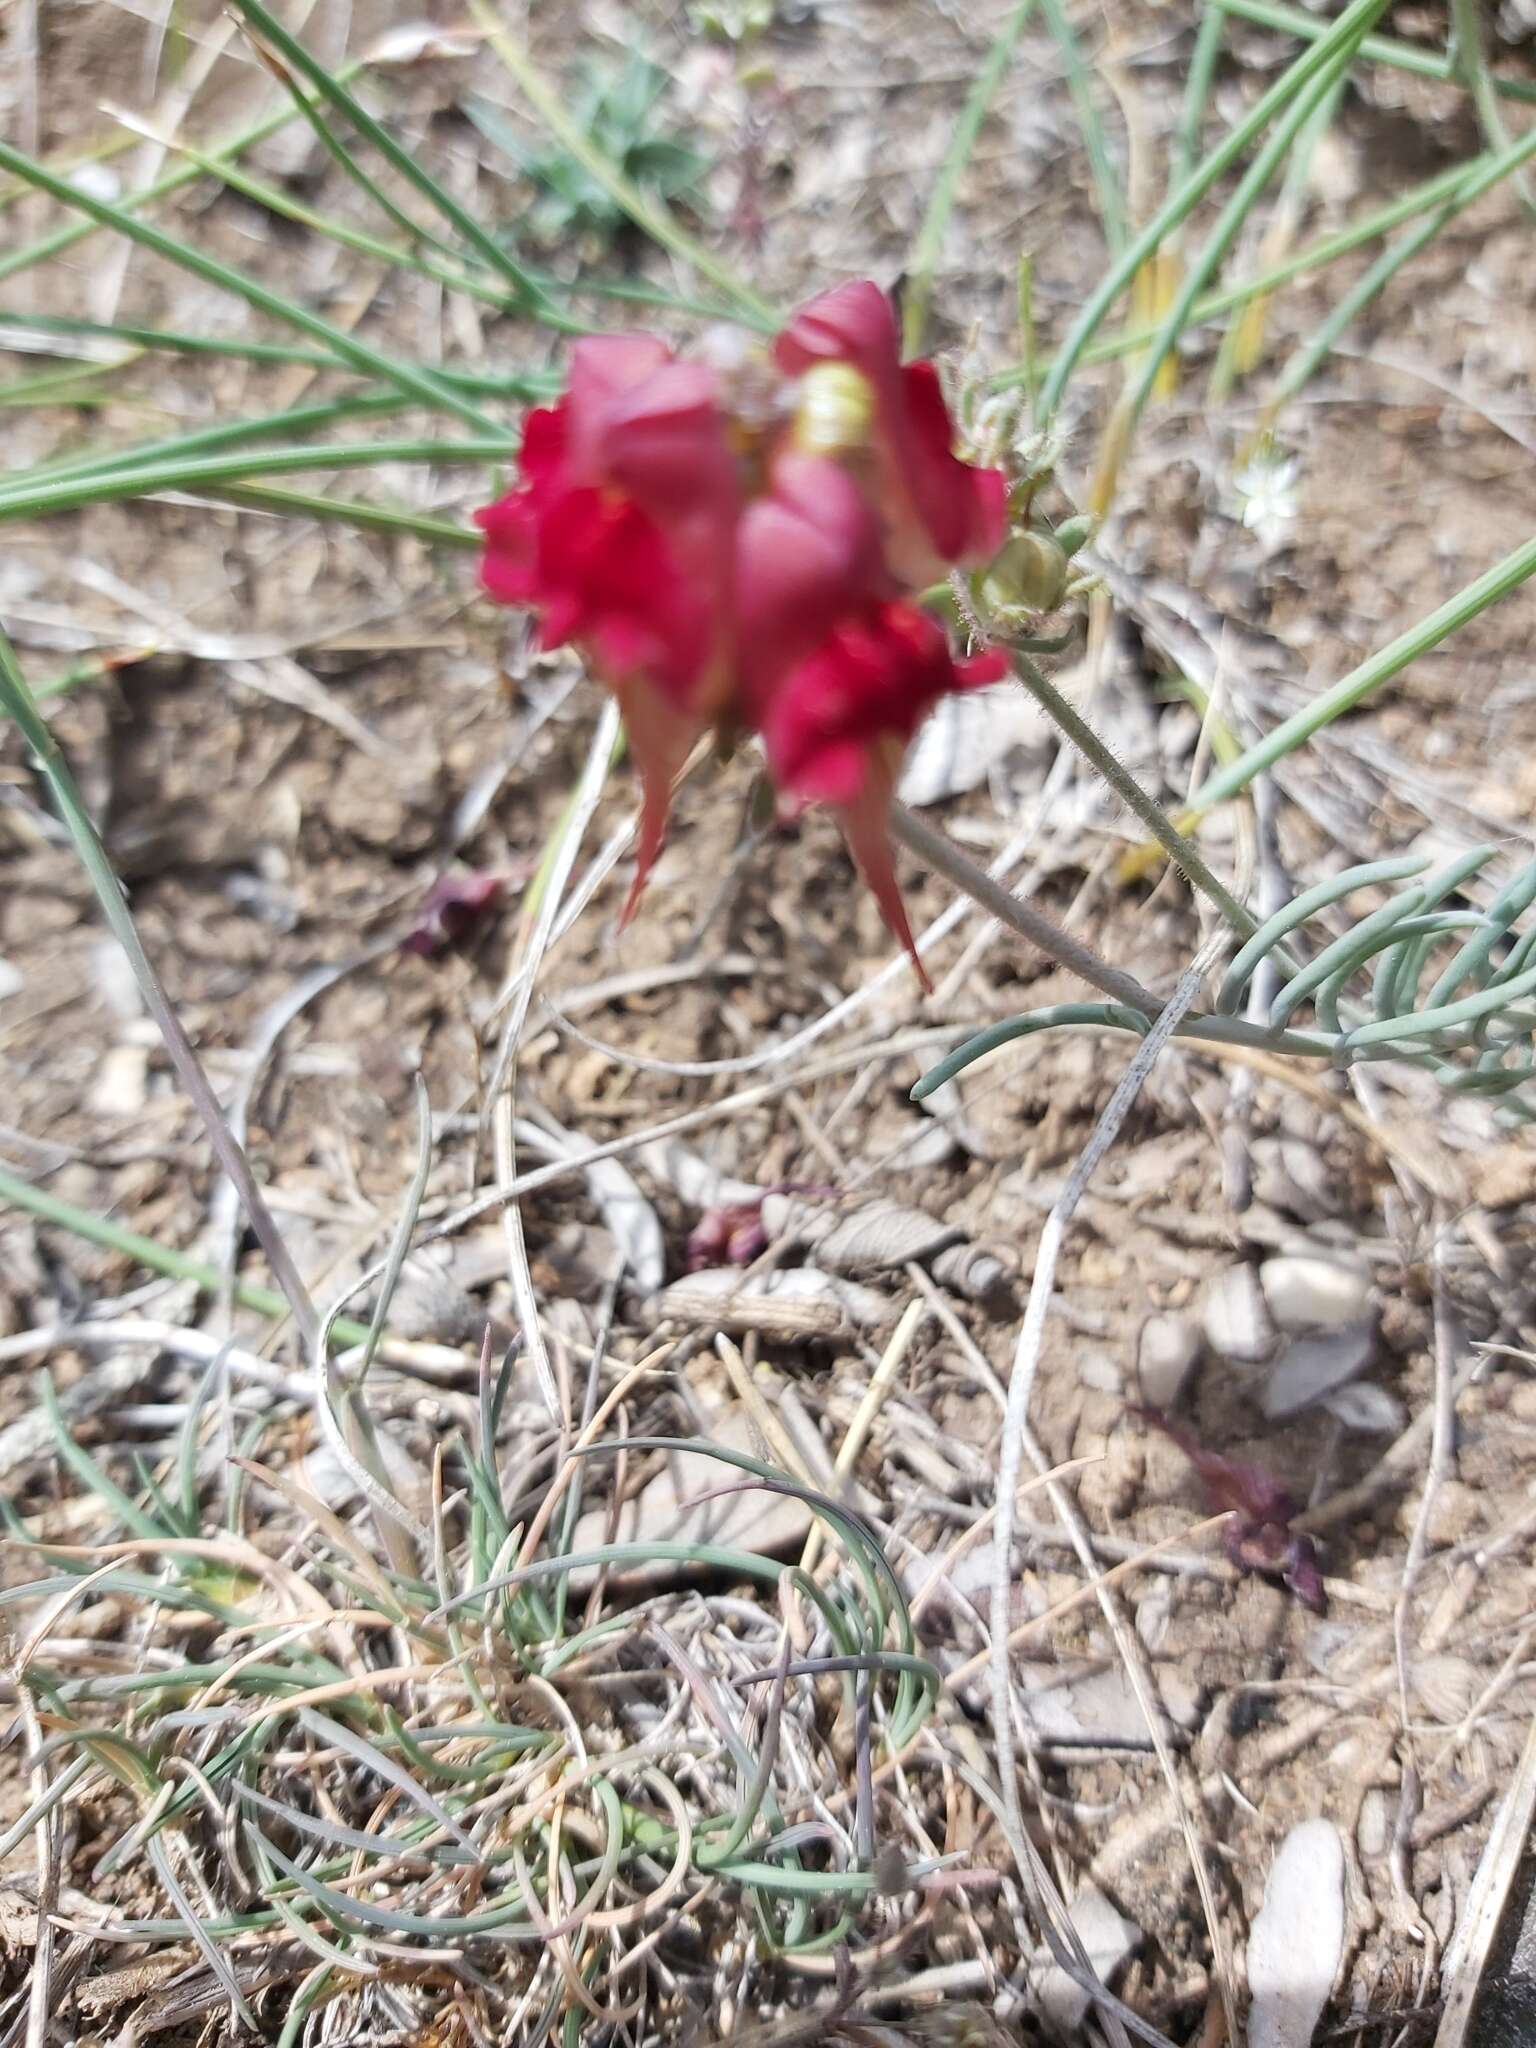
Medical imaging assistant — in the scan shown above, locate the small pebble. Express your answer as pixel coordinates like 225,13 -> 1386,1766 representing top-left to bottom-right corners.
88,1043 -> 149,1118
1357,1787 -> 1389,1860
1263,1320 -> 1376,1418
1251,1137 -> 1338,1222
1260,1252 -> 1372,1332
1137,1312 -> 1203,1407
1202,1263 -> 1275,1363
1079,1353 -> 1124,1396
1320,1382 -> 1404,1434
1034,1887 -> 1141,2034
1475,1141 -> 1536,1210
1248,1820 -> 1345,2048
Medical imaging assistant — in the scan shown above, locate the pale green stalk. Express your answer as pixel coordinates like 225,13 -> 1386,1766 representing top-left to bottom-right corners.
1265,119 -> 1536,415
1038,0 -> 1127,253
1091,0 -> 1386,505
0,56 -> 374,290
0,437 -> 511,522
1184,535 -> 1536,816
0,138 -> 500,433
1038,0 -> 1393,422
1222,0 -> 1536,102
0,631 -> 319,1354
903,0 -> 1037,354
226,0 -> 564,322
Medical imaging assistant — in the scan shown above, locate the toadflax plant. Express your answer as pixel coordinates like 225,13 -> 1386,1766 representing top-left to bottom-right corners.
474,281 -> 1010,986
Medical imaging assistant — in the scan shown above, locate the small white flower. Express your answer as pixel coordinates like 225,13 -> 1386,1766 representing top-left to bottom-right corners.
1234,451 -> 1300,551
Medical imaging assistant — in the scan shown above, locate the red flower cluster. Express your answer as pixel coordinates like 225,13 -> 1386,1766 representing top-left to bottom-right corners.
476,282 -> 1008,984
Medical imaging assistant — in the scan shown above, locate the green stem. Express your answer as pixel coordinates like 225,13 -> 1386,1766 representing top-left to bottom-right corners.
0,1162 -> 370,1348
1038,0 -> 1392,422
903,0 -> 1037,354
0,138 -> 500,434
0,630 -> 320,1353
1184,534 -> 1536,817
0,437 -> 512,522
888,803 -> 1163,1011
1011,652 -> 1258,937
1222,0 -> 1536,102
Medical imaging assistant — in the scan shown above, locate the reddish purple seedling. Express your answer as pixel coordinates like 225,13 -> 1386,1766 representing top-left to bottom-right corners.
403,870 -> 506,958
1132,1404 -> 1326,1612
685,1182 -> 839,1273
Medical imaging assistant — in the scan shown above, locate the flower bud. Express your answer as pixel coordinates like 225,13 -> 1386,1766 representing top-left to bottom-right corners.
789,361 -> 875,460
980,531 -> 1070,615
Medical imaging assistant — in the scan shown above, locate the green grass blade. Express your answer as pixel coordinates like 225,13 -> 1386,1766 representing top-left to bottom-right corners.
144,131 -> 539,315
0,356 -> 143,406
1024,144 -> 1494,384
0,56 -> 375,292
1173,1 -> 1228,194
1,393 -> 415,499
191,484 -> 481,549
1090,0 -> 1386,508
1183,534 -> 1536,819
0,138 -> 500,433
148,1836 -> 260,2030
1450,0 -> 1536,218
0,1160 -> 368,1345
241,24 -> 467,264
1263,119 -> 1536,418
39,1374 -> 170,1540
0,629 -> 322,1352
1038,0 -> 1392,423
226,0 -> 566,324
902,0 -> 1037,354
1038,0 -> 1127,254
0,436 -> 511,522
1221,0 -> 1536,102
353,1077 -> 434,1389
0,307 -> 360,373
1206,70 -> 1344,398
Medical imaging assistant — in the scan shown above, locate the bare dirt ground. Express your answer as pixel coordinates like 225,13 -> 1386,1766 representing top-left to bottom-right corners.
4,0 -> 1536,2041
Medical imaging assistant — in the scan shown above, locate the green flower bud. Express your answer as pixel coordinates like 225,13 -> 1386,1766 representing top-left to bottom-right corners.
981,531 -> 1070,615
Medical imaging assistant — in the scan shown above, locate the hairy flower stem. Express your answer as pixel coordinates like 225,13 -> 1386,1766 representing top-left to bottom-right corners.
1010,651 -> 1259,940
888,802 -> 1162,1013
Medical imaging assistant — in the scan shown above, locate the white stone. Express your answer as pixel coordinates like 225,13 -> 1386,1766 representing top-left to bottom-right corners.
1138,1313 -> 1203,1407
1202,1264 -> 1275,1363
1248,1819 -> 1344,2048
1034,1885 -> 1141,2033
1263,1321 -> 1375,1419
1260,1254 -> 1371,1332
